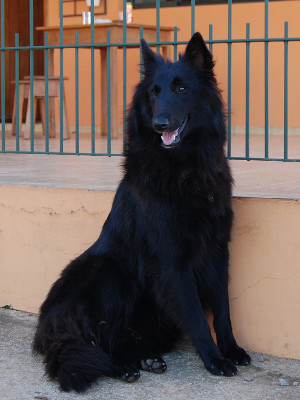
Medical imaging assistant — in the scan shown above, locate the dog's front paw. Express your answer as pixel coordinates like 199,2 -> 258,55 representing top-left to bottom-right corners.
223,346 -> 251,366
206,358 -> 237,377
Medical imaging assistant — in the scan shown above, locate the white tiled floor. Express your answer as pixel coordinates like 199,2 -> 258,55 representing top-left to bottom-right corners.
1,132 -> 300,199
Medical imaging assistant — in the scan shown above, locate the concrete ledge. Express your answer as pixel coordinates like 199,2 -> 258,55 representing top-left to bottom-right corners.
0,185 -> 299,360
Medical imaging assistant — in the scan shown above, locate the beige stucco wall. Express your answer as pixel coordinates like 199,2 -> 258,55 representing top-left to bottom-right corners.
0,185 -> 299,359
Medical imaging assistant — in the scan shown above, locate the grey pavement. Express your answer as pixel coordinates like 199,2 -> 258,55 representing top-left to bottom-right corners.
0,308 -> 299,400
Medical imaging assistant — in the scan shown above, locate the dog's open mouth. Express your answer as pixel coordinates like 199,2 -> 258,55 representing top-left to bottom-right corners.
160,116 -> 188,148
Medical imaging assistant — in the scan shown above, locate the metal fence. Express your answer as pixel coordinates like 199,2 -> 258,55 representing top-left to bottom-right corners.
0,0 -> 300,161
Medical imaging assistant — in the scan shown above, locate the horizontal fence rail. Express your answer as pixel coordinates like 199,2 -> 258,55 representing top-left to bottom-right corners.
0,0 -> 300,161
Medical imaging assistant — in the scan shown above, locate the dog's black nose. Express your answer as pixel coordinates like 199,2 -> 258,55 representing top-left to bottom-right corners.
153,118 -> 169,132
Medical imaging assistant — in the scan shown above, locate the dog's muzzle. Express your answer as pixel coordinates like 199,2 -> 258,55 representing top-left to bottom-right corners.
153,116 -> 188,148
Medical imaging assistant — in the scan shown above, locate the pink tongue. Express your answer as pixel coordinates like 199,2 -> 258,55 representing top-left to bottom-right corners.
162,131 -> 177,146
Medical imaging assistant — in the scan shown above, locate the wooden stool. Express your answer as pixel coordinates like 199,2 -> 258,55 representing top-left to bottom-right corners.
11,76 -> 70,140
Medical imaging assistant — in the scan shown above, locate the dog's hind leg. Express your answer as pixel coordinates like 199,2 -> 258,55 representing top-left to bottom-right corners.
130,296 -> 182,375
109,326 -> 167,380
139,358 -> 167,374
112,298 -> 179,378
119,366 -> 141,383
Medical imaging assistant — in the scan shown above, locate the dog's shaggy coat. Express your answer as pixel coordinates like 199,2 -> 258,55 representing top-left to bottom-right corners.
33,33 -> 251,392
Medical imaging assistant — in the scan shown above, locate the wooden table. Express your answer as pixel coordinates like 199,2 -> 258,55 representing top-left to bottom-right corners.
37,22 -> 173,138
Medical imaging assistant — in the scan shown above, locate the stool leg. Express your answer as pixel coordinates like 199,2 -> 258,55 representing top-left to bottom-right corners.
49,97 -> 56,138
11,90 -> 17,135
62,91 -> 70,139
24,97 -> 37,140
11,84 -> 24,137
39,98 -> 46,136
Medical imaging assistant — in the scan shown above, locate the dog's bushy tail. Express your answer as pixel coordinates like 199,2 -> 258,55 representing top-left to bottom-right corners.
32,253 -> 125,392
45,340 -> 114,392
32,252 -> 140,392
33,331 -> 116,392
33,294 -> 118,393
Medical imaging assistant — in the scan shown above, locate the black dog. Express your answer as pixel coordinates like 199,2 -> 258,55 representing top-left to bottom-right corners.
33,33 -> 251,392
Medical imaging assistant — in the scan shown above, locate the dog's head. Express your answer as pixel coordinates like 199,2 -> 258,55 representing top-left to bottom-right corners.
137,32 -> 220,150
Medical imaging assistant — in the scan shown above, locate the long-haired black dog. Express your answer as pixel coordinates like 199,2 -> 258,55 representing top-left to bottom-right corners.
33,33 -> 251,392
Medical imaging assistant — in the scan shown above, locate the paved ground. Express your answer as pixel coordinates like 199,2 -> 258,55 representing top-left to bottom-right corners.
0,308 -> 299,400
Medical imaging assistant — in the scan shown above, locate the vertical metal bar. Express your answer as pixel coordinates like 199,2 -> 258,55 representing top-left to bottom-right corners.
227,0 -> 232,158
191,0 -> 195,36
106,29 -> 111,156
29,0 -> 34,152
284,21 -> 289,160
123,0 -> 127,150
245,23 -> 250,159
75,30 -> 79,154
156,0 -> 160,54
139,27 -> 144,80
264,0 -> 269,158
0,0 -> 5,151
15,33 -> 20,152
59,0 -> 64,153
90,0 -> 95,154
209,24 -> 213,54
173,26 -> 178,62
44,33 -> 49,153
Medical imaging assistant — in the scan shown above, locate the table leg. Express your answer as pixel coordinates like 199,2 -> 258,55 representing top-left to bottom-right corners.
48,50 -> 56,138
57,88 -> 71,140
100,46 -> 118,139
162,45 -> 171,61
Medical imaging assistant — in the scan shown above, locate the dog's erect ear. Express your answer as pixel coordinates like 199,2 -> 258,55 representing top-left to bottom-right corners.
184,32 -> 214,71
141,39 -> 164,75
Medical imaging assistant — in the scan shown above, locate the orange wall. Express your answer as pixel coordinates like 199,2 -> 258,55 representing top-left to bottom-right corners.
45,1 -> 300,132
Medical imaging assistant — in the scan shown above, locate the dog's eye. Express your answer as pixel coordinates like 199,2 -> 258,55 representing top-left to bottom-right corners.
151,86 -> 160,96
178,86 -> 186,93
